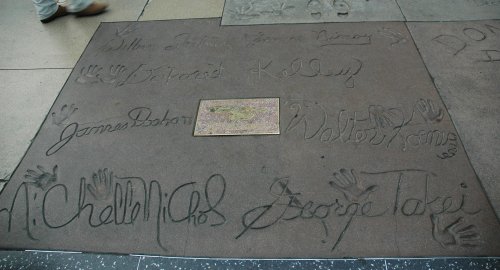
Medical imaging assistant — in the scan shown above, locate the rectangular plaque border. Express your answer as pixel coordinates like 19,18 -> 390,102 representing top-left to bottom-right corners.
193,97 -> 281,137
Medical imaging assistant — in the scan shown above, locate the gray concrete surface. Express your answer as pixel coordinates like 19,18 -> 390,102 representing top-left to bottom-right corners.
0,19 -> 498,258
0,69 -> 71,181
398,0 -> 500,21
407,20 -> 500,217
221,0 -> 404,25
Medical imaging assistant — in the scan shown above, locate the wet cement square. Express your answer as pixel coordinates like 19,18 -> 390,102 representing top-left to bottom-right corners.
0,19 -> 498,258
221,0 -> 404,25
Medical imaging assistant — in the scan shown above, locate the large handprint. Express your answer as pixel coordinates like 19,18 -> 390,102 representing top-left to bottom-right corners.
51,103 -> 78,126
328,168 -> 378,203
76,65 -> 102,84
98,64 -> 127,85
24,165 -> 58,191
417,98 -> 444,123
431,214 -> 481,248
86,168 -> 114,201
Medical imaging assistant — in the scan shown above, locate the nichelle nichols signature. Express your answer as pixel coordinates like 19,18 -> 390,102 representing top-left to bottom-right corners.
0,168 -> 226,252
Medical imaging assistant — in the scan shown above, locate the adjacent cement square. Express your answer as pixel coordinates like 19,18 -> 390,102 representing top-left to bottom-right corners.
221,0 -> 404,25
140,0 -> 225,21
194,98 -> 280,136
0,19 -> 499,258
398,0 -> 500,21
407,20 -> 500,217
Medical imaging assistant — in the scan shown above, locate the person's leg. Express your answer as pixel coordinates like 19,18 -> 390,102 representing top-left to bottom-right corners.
33,0 -> 108,23
65,0 -> 92,13
66,0 -> 108,16
32,0 -> 59,20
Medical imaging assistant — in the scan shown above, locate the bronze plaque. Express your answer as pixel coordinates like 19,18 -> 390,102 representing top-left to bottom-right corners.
194,98 -> 280,136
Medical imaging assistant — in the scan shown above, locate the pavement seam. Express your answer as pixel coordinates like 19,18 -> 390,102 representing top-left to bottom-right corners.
137,0 -> 152,21
394,0 -> 408,22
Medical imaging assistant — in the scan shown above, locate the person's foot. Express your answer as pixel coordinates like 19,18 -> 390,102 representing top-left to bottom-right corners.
40,5 -> 68,23
74,2 -> 108,17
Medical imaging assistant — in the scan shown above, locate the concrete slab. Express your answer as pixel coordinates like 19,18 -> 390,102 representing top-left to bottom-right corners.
0,19 -> 498,258
0,0 -> 148,69
397,0 -> 500,21
139,0 -> 224,21
221,0 -> 404,25
407,20 -> 500,218
0,69 -> 71,184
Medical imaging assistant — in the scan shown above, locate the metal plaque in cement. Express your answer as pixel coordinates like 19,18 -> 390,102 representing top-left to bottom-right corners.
194,98 -> 280,136
407,20 -> 500,217
221,0 -> 404,25
0,19 -> 499,258
398,0 -> 500,21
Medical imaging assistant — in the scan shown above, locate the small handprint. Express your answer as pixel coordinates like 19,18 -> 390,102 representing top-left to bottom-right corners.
328,168 -> 378,202
98,64 -> 127,85
261,2 -> 295,16
431,214 -> 481,248
417,98 -> 444,123
76,65 -> 102,84
229,2 -> 260,19
24,165 -> 58,191
51,104 -> 78,126
86,168 -> 113,201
